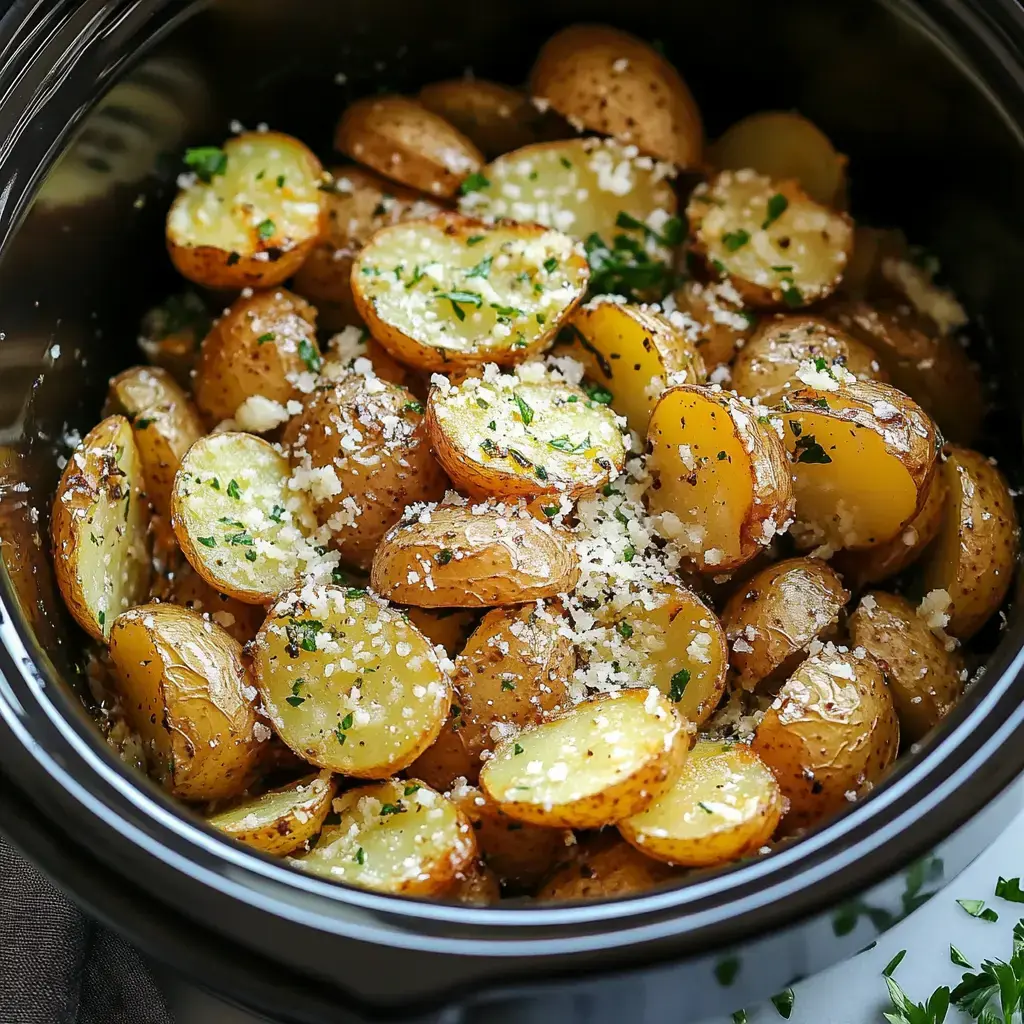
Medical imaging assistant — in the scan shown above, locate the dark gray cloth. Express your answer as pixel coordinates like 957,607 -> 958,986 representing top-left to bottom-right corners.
0,831 -> 173,1024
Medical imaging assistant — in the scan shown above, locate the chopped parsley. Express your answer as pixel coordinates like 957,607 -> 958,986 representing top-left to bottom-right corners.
465,255 -> 493,279
402,400 -> 425,414
722,229 -> 750,252
437,289 -> 483,321
997,877 -> 1024,903
714,958 -> 740,986
697,801 -> 714,814
957,899 -> 999,922
379,802 -> 401,816
622,545 -> 636,562
583,231 -> 674,301
184,146 -> 227,182
500,678 -> 516,691
669,668 -> 691,702
269,504 -> 285,523
285,679 -> 306,707
257,332 -> 275,344
226,478 -> 241,499
770,988 -> 795,1019
466,234 -> 485,246
197,536 -> 216,547
298,338 -> 322,373
436,548 -> 454,565
354,847 -> 365,865
226,531 -> 253,546
762,193 -> 789,229
514,393 -> 535,426
583,382 -> 614,405
543,256 -> 559,273
459,172 -> 490,195
793,435 -> 832,464
404,784 -> 421,796
513,743 -> 524,755
780,280 -> 803,308
256,218 -> 275,241
97,610 -> 106,628
245,549 -> 258,561
617,621 -> 634,639
286,618 -> 323,653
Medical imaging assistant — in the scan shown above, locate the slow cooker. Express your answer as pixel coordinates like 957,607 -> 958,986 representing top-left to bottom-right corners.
1,0 -> 1024,1021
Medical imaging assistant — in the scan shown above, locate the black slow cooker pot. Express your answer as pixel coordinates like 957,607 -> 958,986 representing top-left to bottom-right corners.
1,1 -> 1024,1021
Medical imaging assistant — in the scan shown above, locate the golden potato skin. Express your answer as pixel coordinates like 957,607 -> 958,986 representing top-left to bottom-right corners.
529,24 -> 703,168
407,709 -> 478,789
107,603 -> 263,802
849,592 -> 965,742
672,279 -> 755,368
405,607 -> 479,658
163,561 -> 265,645
722,557 -> 849,690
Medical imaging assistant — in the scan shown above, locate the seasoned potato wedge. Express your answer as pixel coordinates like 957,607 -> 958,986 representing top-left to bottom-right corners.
752,644 -> 899,833
192,289 -> 319,428
619,740 -> 784,866
106,366 -> 205,518
529,24 -> 703,167
671,279 -> 756,368
171,432 -> 320,604
646,385 -> 794,572
167,132 -> 325,290
291,779 -> 476,895
781,379 -> 939,552
479,689 -> 688,829
426,366 -> 626,499
849,592 -> 965,741
351,214 -> 589,371
51,415 -> 151,641
722,557 -> 849,691
253,585 -> 451,776
922,446 -> 1019,639
370,501 -> 580,607
284,372 -> 448,571
687,170 -> 852,309
207,771 -> 336,855
405,608 -> 479,658
108,603 -> 262,801
711,111 -> 847,207
163,561 -> 265,645
137,291 -> 211,387
559,300 -> 706,434
291,167 -> 443,331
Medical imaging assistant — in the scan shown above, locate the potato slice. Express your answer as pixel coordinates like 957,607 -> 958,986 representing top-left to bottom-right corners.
479,689 -> 688,828
253,585 -> 451,776
529,24 -> 703,167
781,378 -> 939,552
559,300 -> 705,434
171,432 -> 321,604
752,643 -> 899,833
351,214 -> 589,371
370,500 -> 580,607
711,111 -> 847,207
687,170 -> 852,309
335,95 -> 483,199
426,365 -> 626,499
207,771 -> 336,855
167,133 -> 325,290
646,385 -> 794,572
618,740 -> 784,866
137,291 -> 211,387
106,366 -> 205,518
51,415 -> 151,640
671,279 -> 756,368
192,289 -> 319,428
163,561 -> 265,645
291,779 -> 476,895
108,603 -> 262,801
921,446 -> 1019,639
284,372 -> 448,571
721,557 -> 849,691
849,592 -> 965,742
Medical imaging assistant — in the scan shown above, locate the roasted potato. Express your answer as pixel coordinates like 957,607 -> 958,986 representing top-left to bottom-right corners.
752,643 -> 899,832
405,608 -> 479,658
335,95 -> 483,198
321,326 -> 417,391
370,500 -> 580,607
107,603 -> 263,801
479,689 -> 688,829
449,861 -> 501,905
291,779 -> 476,895
407,708 -> 478,790
671,279 -> 757,369
171,432 -> 321,604
782,378 -> 939,552
849,591 -> 965,741
207,770 -> 336,855
618,740 -> 784,866
162,561 -> 265,645
835,225 -> 909,301
425,365 -> 627,499
253,584 -> 451,776
921,446 -> 1019,640
51,415 -> 151,641
137,291 -> 211,386
351,214 -> 589,371
529,24 -> 703,168
722,557 -> 849,691
646,385 -> 794,572
167,133 -> 325,290
687,170 -> 853,309
192,289 -> 319,428
877,253 -> 969,337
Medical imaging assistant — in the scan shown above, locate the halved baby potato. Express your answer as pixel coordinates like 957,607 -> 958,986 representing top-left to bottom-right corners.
370,501 -> 580,607
291,778 -> 476,896
351,214 -> 589,371
722,557 -> 849,691
163,561 -> 265,645
335,95 -> 483,198
137,291 -> 211,387
646,385 -> 794,572
479,689 -> 688,829
321,325 -> 418,391
618,740 -> 784,867
671,279 -> 757,369
405,607 -> 479,658
51,415 -> 151,641
167,132 -> 325,290
449,862 -> 501,905
207,770 -> 337,855
407,707 -> 478,790
171,432 -> 320,604
253,585 -> 451,776
107,603 -> 263,801
687,170 -> 853,309
426,366 -> 627,499
781,378 -> 939,552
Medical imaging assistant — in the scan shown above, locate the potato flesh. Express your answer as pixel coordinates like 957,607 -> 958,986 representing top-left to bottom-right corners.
254,586 -> 450,776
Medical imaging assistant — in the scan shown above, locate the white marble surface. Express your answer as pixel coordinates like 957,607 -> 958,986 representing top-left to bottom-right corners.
162,810 -> 1024,1024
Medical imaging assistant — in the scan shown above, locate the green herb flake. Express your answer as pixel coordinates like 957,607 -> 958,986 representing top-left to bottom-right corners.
559,156 -> 573,169
197,536 -> 216,547
722,229 -> 750,252
500,679 -> 516,691
762,193 -> 789,229
184,146 -> 227,183
298,338 -> 322,374
269,504 -> 285,523
513,743 -> 524,755
354,847 -> 365,865
617,621 -> 634,639
257,332 -> 275,344
226,478 -> 241,499
714,957 -> 740,986
995,877 -> 1024,903
793,434 -> 832,464
543,256 -> 559,273
731,1013 -> 748,1024
404,784 -> 421,796
542,505 -> 560,518
465,255 -> 493,279
437,289 -> 483,321
286,618 -> 324,653
584,382 -> 614,405
883,950 -> 907,977
245,549 -> 258,561
459,172 -> 490,195
669,668 -> 690,702
770,988 -> 795,1019
256,218 -> 275,241
436,548 -> 454,566
97,610 -> 106,628
781,280 -> 804,308
466,234 -> 485,246
402,400 -> 425,415
379,802 -> 401,816
949,945 -> 972,969
514,393 -> 535,426
957,898 -> 999,921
